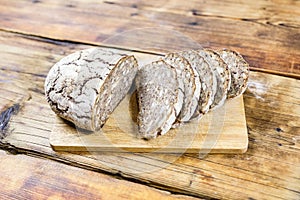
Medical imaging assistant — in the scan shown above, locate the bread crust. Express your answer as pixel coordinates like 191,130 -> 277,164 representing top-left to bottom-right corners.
45,48 -> 138,131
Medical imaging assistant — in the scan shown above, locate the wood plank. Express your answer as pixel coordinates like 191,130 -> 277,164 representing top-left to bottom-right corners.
0,31 -> 300,199
50,95 -> 248,154
0,150 -> 198,200
0,0 -> 299,75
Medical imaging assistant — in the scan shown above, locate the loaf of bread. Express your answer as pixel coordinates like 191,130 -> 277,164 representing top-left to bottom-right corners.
45,48 -> 138,131
45,46 -> 249,140
136,48 -> 249,139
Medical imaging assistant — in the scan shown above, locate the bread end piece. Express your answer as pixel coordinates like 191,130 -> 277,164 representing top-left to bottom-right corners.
217,49 -> 250,98
45,48 -> 138,131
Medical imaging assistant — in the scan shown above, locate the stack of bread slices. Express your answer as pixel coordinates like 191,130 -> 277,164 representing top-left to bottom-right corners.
136,49 -> 249,139
45,48 -> 249,140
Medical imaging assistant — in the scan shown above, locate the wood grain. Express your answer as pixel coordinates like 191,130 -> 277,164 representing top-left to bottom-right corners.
0,150 -> 197,200
0,0 -> 299,76
50,95 -> 248,154
0,31 -> 299,199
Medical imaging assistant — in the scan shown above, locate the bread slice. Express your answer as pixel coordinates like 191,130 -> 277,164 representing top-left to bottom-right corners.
45,47 -> 138,131
163,53 -> 200,123
198,49 -> 231,109
217,49 -> 250,98
179,50 -> 215,118
136,60 -> 184,139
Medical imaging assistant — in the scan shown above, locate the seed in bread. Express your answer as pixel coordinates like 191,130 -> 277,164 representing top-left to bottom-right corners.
45,47 -> 138,131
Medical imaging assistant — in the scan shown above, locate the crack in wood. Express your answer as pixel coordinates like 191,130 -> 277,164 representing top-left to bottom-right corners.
0,28 -> 164,56
0,67 -> 47,79
0,104 -> 20,139
0,141 -> 210,199
103,1 -> 116,5
190,9 -> 300,30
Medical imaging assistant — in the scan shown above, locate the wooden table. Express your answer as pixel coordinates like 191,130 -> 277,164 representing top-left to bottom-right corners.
0,0 -> 299,199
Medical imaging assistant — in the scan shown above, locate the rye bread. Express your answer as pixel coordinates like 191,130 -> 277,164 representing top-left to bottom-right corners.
198,49 -> 231,109
136,60 -> 184,139
179,50 -> 215,118
45,47 -> 138,131
163,53 -> 200,123
217,49 -> 250,98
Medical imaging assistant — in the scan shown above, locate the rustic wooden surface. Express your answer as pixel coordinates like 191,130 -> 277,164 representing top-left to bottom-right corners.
0,0 -> 299,76
0,150 -> 198,200
0,0 -> 299,199
0,30 -> 300,199
50,95 -> 248,154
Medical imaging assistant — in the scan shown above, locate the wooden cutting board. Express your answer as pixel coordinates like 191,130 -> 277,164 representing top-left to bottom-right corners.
50,93 -> 248,154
